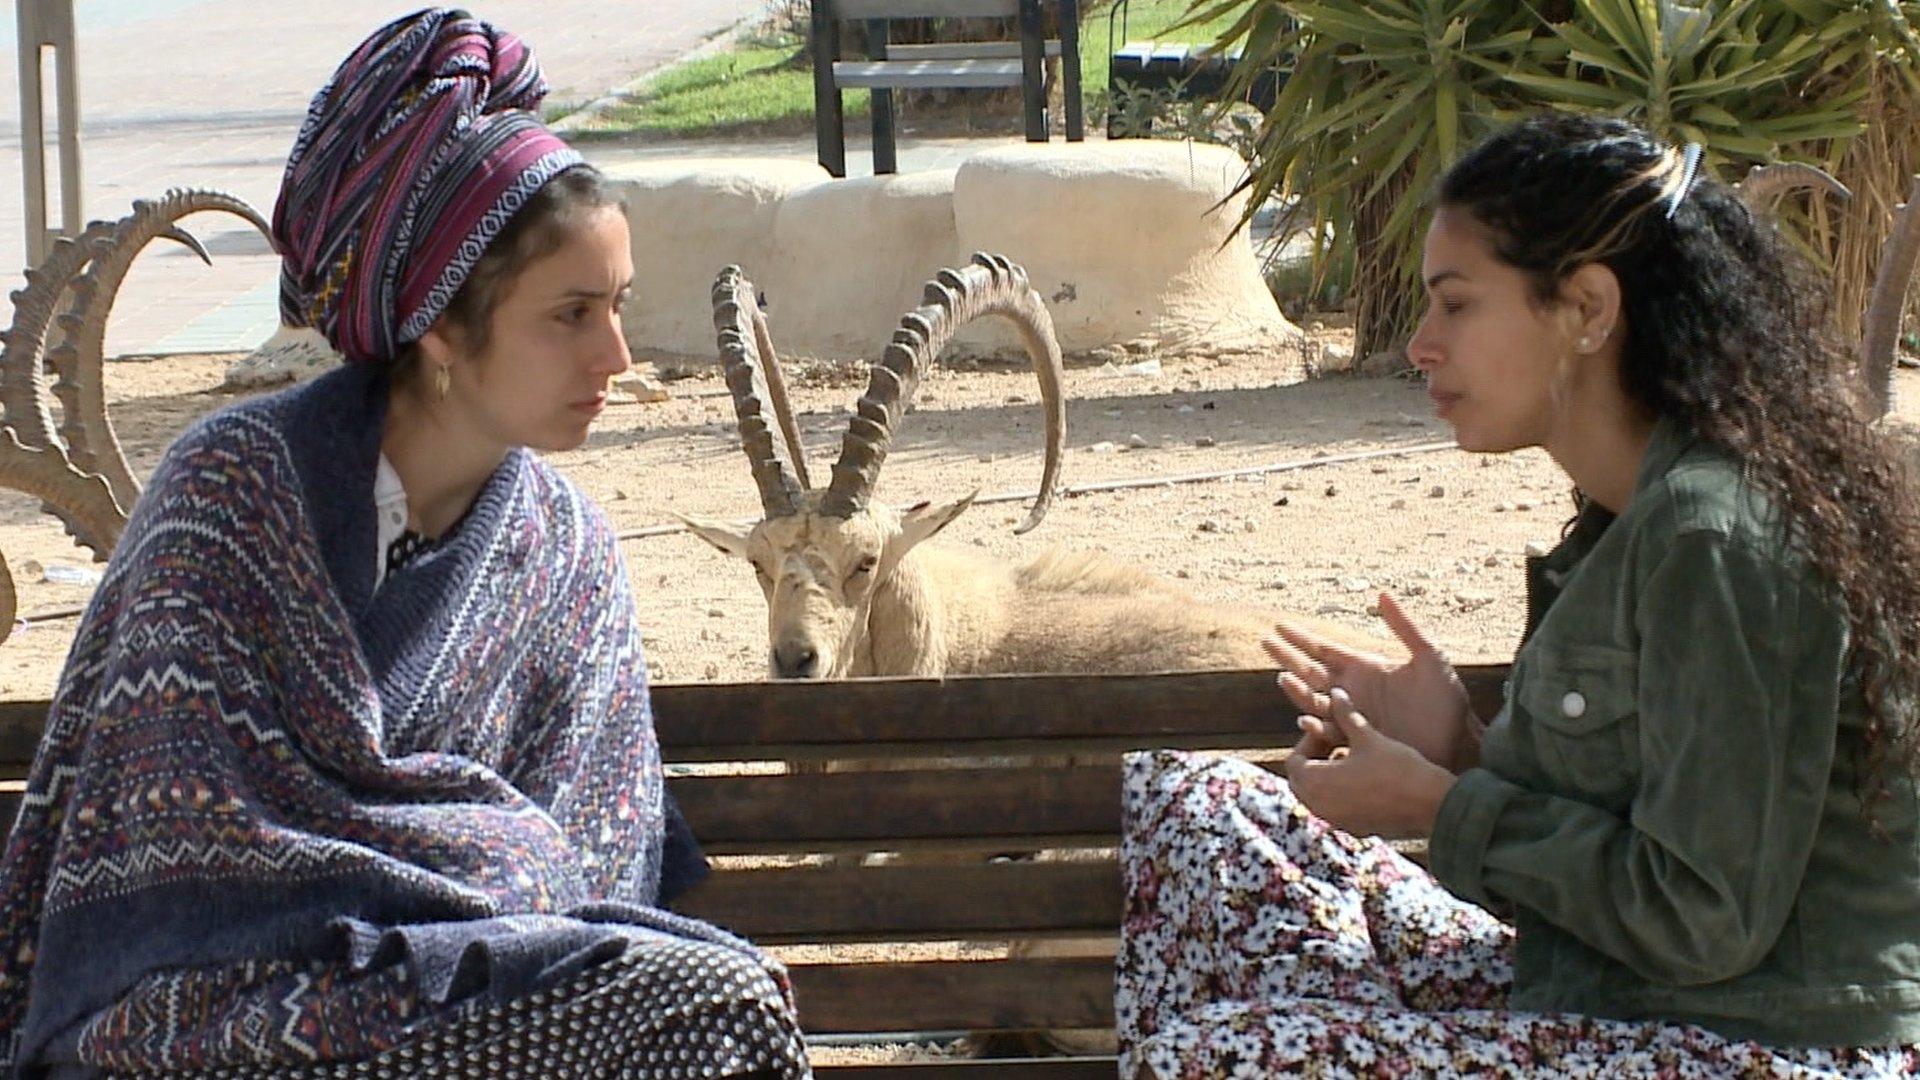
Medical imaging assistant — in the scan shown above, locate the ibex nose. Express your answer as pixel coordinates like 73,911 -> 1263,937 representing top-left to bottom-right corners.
772,644 -> 820,679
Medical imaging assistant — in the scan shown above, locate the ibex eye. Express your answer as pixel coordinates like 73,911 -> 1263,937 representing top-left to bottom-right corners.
854,556 -> 877,575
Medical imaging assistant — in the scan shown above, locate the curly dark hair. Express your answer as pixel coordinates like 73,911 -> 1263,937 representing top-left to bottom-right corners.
1438,112 -> 1920,802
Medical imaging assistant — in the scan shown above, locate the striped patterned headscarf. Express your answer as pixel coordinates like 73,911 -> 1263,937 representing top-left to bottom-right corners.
273,8 -> 584,363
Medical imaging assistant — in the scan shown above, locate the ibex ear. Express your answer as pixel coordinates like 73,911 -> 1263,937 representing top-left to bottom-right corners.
897,491 -> 977,551
675,514 -> 753,559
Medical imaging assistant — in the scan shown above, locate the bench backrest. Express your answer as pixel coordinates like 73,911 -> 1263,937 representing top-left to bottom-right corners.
830,0 -> 1023,20
0,665 -> 1510,1074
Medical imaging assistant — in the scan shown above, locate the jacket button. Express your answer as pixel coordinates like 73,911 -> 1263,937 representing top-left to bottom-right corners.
1561,691 -> 1587,718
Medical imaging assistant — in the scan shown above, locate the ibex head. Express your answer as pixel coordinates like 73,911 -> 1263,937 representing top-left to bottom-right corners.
680,254 -> 1065,678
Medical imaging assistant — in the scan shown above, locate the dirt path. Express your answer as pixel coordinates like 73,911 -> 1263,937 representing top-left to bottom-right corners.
7,346 -> 1920,698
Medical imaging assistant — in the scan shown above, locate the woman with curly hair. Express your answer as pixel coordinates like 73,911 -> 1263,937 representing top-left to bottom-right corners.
1118,112 -> 1920,1077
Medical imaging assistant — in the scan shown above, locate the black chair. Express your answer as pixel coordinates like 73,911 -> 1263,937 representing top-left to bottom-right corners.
812,0 -> 1085,178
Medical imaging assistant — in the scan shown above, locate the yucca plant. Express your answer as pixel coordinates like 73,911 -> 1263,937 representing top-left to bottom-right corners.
1178,0 -> 1920,358
1177,0 -> 1540,355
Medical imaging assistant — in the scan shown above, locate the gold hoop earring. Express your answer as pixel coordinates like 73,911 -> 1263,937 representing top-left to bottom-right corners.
434,364 -> 452,401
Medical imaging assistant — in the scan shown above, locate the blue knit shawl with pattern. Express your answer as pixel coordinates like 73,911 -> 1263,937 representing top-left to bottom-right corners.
0,365 -> 708,1071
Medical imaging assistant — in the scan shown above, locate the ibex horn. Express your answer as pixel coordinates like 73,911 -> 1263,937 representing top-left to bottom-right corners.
713,266 -> 809,517
1862,176 -> 1920,419
0,554 -> 13,646
0,425 -> 125,559
48,189 -> 274,514
0,220 -> 121,452
1737,163 -> 1852,210
822,252 -> 1066,535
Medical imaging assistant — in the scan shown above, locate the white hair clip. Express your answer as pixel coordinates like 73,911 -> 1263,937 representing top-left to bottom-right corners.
1664,142 -> 1705,221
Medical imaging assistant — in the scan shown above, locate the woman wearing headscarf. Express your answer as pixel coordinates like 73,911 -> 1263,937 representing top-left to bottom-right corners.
0,9 -> 808,1077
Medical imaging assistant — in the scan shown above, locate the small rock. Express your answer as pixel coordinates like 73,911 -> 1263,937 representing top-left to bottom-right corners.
1389,498 -> 1407,510
1241,520 -> 1257,533
1514,500 -> 1534,511
1341,576 -> 1372,593
972,537 -> 988,547
1324,484 -> 1338,497
1005,394 -> 1029,404
702,662 -> 721,680
1104,408 -> 1124,418
1483,554 -> 1500,567
1494,502 -> 1513,513
1086,441 -> 1119,454
1403,582 -> 1427,596
1371,465 -> 1389,474
1365,601 -> 1382,617
1174,568 -> 1191,579
1197,519 -> 1221,533
1272,495 -> 1290,507
1428,485 -> 1446,498
1194,435 -> 1216,448
612,372 -> 670,404
1265,574 -> 1289,590
1127,433 -> 1151,450
612,489 -> 628,501
707,608 -> 725,618
977,453 -> 997,463
1281,481 -> 1304,492
1177,403 -> 1196,415
1202,401 -> 1218,410
1399,413 -> 1427,427
1524,541 -> 1554,559
1455,591 -> 1495,612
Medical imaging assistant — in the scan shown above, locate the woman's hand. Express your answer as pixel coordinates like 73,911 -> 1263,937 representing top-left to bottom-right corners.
1283,688 -> 1456,839
1265,591 -> 1481,773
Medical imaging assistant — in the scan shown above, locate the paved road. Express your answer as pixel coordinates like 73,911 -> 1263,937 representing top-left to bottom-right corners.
0,0 -> 764,353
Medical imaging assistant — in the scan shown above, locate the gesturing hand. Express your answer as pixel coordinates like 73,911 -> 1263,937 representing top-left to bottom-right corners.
1264,592 -> 1480,773
1282,688 -> 1456,839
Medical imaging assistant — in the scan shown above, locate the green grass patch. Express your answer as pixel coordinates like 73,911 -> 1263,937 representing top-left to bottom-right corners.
579,39 -> 865,140
573,2 -> 1244,141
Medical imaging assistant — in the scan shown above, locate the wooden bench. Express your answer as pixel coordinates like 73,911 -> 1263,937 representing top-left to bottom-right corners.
812,0 -> 1085,178
0,664 -> 1510,1075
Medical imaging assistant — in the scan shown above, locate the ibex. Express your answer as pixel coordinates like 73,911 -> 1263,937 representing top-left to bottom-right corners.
679,253 -> 1363,680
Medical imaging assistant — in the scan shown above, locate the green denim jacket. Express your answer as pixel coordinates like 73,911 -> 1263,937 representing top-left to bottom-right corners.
1429,418 -> 1920,1048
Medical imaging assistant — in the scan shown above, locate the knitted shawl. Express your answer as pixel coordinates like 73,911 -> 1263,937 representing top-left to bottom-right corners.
0,365 -> 708,1070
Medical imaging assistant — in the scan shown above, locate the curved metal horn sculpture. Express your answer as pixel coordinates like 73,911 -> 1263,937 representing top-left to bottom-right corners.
0,219 -> 122,451
1736,163 -> 1853,210
47,189 -> 274,513
821,252 -> 1066,535
1862,176 -> 1920,419
713,266 -> 810,517
0,188 -> 273,644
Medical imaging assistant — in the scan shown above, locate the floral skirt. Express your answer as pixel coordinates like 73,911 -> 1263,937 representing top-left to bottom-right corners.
1117,749 -> 1920,1079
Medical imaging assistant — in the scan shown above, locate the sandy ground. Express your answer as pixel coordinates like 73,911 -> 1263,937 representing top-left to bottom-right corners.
8,338 -> 1920,699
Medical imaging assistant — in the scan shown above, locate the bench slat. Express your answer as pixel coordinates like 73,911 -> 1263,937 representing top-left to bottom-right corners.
886,42 -> 1061,61
679,860 -> 1119,941
0,668 -> 1512,768
793,957 -> 1111,1032
833,60 -> 1028,90
833,0 -> 1021,18
672,763 -> 1152,849
647,667 -> 1509,758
